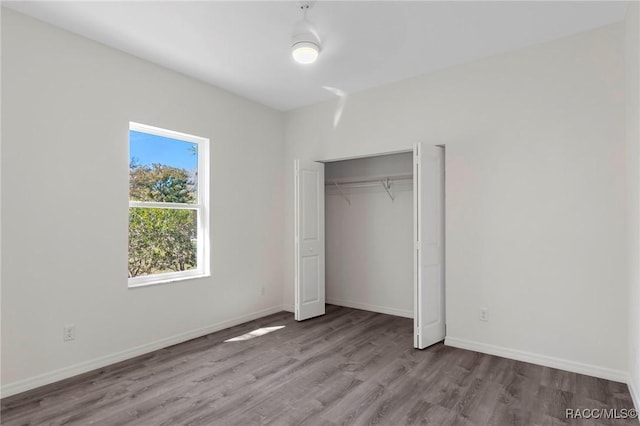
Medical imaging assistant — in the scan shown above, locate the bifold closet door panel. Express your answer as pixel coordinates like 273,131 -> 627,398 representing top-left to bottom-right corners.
414,144 -> 445,349
294,159 -> 325,321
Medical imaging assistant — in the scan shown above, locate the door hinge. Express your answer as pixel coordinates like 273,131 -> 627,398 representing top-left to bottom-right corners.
415,240 -> 421,250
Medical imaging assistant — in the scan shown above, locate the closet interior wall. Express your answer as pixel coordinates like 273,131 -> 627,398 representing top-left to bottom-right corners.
324,152 -> 414,318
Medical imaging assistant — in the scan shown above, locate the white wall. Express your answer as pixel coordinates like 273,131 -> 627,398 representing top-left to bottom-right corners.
1,9 -> 285,395
325,152 -> 413,181
325,154 -> 414,318
284,23 -> 628,380
625,1 -> 640,409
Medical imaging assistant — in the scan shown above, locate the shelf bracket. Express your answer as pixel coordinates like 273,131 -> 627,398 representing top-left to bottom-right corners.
334,182 -> 351,205
381,178 -> 394,201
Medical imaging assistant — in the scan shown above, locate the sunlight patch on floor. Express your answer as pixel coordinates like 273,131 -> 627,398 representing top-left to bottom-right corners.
224,326 -> 285,342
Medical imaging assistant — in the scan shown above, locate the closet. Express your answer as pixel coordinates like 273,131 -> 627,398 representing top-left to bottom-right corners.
324,152 -> 414,319
294,143 -> 444,349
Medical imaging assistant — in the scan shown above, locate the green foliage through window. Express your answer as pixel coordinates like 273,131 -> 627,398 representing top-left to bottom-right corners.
128,207 -> 197,278
128,128 -> 201,280
129,161 -> 196,204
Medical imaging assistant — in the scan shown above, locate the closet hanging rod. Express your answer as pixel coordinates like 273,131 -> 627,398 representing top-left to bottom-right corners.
324,173 -> 413,186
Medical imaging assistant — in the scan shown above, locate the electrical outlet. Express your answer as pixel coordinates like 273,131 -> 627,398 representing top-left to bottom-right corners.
63,324 -> 76,342
480,308 -> 489,322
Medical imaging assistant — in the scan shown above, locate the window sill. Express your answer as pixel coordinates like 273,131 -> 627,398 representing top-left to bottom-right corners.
128,272 -> 211,289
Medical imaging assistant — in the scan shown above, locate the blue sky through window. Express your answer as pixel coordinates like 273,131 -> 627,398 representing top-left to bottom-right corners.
129,130 -> 197,171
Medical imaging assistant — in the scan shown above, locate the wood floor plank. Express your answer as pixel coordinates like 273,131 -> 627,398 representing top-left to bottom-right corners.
2,306 -> 636,426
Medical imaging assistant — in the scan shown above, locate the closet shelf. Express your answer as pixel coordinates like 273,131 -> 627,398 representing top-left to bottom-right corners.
324,173 -> 413,187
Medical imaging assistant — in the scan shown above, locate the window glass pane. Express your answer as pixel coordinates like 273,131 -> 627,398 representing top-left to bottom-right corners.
128,208 -> 198,278
129,130 -> 198,203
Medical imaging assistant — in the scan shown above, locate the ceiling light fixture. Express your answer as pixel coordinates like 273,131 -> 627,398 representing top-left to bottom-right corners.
291,3 -> 320,65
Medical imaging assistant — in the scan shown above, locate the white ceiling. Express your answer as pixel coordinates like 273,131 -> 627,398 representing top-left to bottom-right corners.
5,1 -> 629,111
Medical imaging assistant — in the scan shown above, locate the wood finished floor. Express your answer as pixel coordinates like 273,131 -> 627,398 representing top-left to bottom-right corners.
1,305 -> 636,426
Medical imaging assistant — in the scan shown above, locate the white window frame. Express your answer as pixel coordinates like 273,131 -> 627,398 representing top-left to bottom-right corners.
128,122 -> 210,288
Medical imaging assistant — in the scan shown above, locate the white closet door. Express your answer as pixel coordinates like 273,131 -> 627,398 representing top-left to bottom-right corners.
414,143 -> 445,349
294,159 -> 325,321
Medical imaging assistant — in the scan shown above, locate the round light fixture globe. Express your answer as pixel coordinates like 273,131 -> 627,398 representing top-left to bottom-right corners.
291,40 -> 319,65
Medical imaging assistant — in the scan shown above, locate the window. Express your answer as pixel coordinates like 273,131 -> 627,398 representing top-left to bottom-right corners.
128,122 -> 209,287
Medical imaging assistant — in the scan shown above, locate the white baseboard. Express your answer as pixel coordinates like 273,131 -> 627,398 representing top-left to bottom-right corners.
629,375 -> 640,413
1,305 -> 286,399
282,304 -> 294,313
326,298 -> 413,319
445,336 -> 628,383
